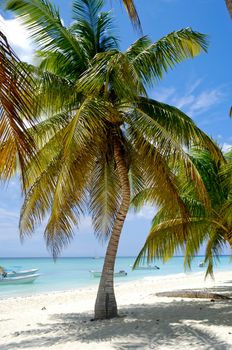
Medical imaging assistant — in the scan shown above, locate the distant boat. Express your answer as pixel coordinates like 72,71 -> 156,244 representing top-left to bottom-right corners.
0,274 -> 40,285
199,262 -> 204,267
90,270 -> 127,278
130,264 -> 160,270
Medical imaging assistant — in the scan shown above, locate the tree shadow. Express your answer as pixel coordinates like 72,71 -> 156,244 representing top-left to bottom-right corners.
1,297 -> 232,350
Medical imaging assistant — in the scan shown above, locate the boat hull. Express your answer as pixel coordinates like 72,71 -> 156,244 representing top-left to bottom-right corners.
134,266 -> 160,270
0,274 -> 40,285
6,269 -> 39,277
90,270 -> 127,278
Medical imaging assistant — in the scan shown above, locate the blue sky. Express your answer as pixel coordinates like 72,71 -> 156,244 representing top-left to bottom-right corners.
0,0 -> 231,257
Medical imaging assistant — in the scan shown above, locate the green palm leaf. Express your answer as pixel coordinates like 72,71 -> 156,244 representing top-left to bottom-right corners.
134,148 -> 230,276
6,0 -> 88,69
126,28 -> 208,86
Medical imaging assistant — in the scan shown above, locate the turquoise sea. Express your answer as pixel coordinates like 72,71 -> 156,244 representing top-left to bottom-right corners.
0,256 -> 231,299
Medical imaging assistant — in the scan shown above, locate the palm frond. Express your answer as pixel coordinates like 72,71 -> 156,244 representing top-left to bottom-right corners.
128,109 -> 211,207
89,156 -> 121,239
120,0 -> 141,31
77,50 -> 146,98
127,28 -> 208,86
44,148 -> 91,257
226,0 -> 232,17
137,97 -> 223,162
134,215 -> 208,268
35,70 -> 78,113
72,0 -> 118,56
134,147 -> 231,275
204,229 -> 227,277
6,0 -> 87,69
0,31 -> 35,180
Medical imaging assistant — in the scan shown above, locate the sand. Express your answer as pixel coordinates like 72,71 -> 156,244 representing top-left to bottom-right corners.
0,270 -> 232,350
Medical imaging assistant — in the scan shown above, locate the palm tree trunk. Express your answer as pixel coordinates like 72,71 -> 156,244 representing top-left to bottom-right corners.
94,138 -> 130,320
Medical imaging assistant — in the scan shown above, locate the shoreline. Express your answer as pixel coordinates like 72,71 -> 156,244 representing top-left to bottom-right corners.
0,270 -> 223,302
1,266 -> 231,301
1,270 -> 232,349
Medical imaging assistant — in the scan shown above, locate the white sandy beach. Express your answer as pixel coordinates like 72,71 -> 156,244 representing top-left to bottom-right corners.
0,270 -> 232,350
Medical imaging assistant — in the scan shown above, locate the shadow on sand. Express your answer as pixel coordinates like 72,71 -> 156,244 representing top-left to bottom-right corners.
1,283 -> 232,350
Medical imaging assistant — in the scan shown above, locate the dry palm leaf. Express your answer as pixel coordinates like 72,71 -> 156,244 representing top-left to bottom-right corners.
0,31 -> 35,180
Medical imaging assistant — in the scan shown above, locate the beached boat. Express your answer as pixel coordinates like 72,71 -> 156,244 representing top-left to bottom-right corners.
0,274 -> 40,285
130,264 -> 160,270
90,270 -> 127,278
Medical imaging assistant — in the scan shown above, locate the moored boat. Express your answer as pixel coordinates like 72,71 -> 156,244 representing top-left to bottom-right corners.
0,274 -> 40,285
130,264 -> 160,270
90,270 -> 127,278
5,269 -> 39,277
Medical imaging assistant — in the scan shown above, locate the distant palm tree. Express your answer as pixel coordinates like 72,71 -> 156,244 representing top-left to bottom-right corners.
7,0 -> 222,319
134,147 -> 232,277
0,31 -> 35,180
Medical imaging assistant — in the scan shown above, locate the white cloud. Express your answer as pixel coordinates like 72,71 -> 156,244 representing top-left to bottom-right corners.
187,89 -> 223,116
186,78 -> 203,95
174,95 -> 195,109
153,87 -> 176,103
0,207 -> 19,220
136,205 -> 156,219
153,80 -> 224,118
78,216 -> 92,231
221,143 -> 232,153
128,205 -> 157,221
0,15 -> 34,62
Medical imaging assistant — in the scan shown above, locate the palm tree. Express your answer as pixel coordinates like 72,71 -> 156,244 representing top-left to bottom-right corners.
134,147 -> 232,277
0,31 -> 35,180
7,0 -> 223,319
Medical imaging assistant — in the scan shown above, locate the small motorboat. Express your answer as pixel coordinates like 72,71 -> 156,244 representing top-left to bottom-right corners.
5,269 -> 39,277
130,264 -> 160,270
90,270 -> 127,278
0,274 -> 40,285
198,262 -> 204,267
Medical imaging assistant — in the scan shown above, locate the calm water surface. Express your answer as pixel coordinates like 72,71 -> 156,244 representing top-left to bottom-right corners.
0,256 -> 231,299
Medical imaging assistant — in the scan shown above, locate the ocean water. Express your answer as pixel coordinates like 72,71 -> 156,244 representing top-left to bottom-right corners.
0,256 -> 231,299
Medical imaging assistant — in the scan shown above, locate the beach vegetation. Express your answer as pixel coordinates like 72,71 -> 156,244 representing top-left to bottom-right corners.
6,0 -> 223,319
134,147 -> 232,277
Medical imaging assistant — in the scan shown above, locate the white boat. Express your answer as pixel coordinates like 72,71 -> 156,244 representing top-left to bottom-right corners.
199,262 -> 204,267
0,274 -> 40,285
130,265 -> 160,270
90,270 -> 127,278
5,269 -> 39,277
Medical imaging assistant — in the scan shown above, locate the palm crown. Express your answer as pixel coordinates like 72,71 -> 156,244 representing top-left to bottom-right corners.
134,147 -> 232,277
6,0 -> 223,319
